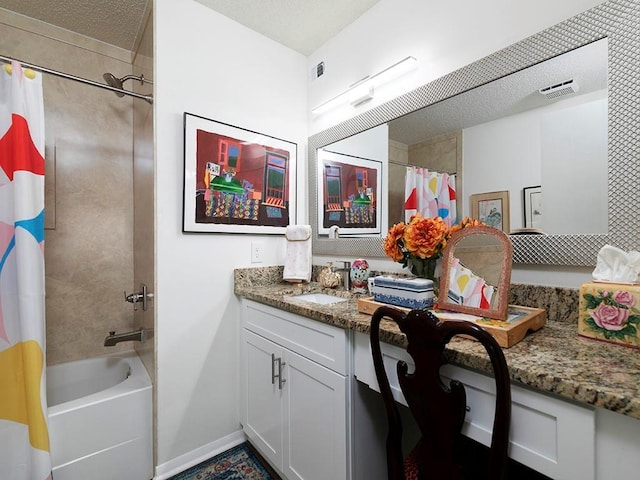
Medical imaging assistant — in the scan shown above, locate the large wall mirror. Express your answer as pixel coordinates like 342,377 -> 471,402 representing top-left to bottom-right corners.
309,0 -> 640,266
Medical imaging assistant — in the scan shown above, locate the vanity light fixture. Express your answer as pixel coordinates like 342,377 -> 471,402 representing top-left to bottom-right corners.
312,56 -> 417,114
348,84 -> 374,107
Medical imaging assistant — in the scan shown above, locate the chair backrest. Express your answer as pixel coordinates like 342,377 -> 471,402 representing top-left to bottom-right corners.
370,306 -> 511,480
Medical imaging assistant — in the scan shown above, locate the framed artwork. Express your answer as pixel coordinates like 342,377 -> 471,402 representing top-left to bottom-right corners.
470,190 -> 510,233
317,149 -> 382,236
523,185 -> 542,229
183,113 -> 296,233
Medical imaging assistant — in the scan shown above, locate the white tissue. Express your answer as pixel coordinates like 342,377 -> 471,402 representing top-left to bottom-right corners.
592,245 -> 640,283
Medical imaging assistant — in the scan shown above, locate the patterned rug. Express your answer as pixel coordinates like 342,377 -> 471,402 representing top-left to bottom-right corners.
170,443 -> 275,480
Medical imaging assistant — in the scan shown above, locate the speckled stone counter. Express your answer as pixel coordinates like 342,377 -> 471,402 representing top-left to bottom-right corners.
234,266 -> 640,420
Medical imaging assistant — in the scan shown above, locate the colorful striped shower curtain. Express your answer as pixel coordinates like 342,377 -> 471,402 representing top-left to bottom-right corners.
404,166 -> 457,226
0,62 -> 52,480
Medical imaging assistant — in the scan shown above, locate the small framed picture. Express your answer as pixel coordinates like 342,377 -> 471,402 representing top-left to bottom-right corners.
470,190 -> 510,233
523,185 -> 542,229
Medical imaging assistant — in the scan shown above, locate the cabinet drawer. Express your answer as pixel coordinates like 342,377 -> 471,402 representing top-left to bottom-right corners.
353,331 -> 596,479
242,300 -> 349,375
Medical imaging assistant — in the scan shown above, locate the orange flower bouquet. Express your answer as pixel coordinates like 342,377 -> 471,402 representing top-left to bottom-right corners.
382,214 -> 484,282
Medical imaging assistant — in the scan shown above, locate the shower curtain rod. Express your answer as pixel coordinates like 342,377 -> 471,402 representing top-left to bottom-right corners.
0,54 -> 153,103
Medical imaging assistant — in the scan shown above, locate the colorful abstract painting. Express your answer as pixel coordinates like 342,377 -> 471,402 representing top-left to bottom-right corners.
317,149 -> 381,236
183,113 -> 296,233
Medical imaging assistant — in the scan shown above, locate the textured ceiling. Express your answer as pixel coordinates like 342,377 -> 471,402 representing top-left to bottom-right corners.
0,0 -> 380,55
388,38 -> 607,146
194,0 -> 381,55
0,0 -> 149,51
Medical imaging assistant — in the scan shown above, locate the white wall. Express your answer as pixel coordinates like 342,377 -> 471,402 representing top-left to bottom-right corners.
540,96 -> 608,234
309,0 -> 605,287
154,0 -> 307,474
462,91 -> 607,234
153,0 -> 609,473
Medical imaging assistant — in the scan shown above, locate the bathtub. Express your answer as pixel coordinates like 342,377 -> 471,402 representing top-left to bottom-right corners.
47,351 -> 153,480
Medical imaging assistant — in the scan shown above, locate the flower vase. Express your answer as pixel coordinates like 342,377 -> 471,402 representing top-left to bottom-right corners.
406,256 -> 440,299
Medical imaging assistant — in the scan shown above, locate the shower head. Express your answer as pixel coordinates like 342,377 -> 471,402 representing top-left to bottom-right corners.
103,72 -> 126,97
102,72 -> 153,98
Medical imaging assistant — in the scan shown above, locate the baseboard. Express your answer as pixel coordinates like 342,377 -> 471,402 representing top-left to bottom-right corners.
154,429 -> 246,480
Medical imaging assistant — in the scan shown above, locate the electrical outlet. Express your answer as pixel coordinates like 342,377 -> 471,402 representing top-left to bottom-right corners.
251,242 -> 264,263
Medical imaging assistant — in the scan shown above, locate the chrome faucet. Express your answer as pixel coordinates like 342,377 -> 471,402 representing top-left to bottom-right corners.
333,261 -> 351,291
124,283 -> 153,311
104,328 -> 146,347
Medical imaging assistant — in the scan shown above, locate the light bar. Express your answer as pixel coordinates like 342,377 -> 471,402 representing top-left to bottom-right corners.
312,56 -> 417,114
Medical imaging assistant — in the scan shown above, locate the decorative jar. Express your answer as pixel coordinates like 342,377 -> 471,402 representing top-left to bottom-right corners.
350,259 -> 370,293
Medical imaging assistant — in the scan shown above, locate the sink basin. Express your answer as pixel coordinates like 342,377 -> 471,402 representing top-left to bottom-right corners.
291,293 -> 349,305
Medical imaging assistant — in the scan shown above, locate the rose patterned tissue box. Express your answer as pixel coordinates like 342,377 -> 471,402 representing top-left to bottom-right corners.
578,281 -> 640,348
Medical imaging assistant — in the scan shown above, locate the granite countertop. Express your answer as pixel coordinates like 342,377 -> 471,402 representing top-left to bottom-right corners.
234,266 -> 640,420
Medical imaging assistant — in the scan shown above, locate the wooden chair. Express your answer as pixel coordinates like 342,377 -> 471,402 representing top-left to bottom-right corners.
370,306 -> 511,480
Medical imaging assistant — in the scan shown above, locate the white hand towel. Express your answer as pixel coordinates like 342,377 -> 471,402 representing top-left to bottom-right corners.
283,225 -> 312,283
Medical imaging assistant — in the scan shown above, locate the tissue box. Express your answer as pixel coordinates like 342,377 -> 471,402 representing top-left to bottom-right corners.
578,281 -> 640,348
370,276 -> 435,309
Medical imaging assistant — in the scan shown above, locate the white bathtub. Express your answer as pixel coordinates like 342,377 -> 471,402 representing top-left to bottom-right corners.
47,351 -> 153,480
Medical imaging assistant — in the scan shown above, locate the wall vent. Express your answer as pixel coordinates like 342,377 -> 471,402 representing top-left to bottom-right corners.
539,79 -> 579,99
310,62 -> 325,81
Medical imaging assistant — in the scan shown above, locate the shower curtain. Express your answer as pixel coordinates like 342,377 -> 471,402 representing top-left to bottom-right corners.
0,61 -> 52,480
404,166 -> 457,226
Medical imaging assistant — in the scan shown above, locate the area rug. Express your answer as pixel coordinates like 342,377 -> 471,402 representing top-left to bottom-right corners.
170,443 -> 275,480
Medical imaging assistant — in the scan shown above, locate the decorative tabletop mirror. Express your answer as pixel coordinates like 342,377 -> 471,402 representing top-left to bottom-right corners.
437,225 -> 513,320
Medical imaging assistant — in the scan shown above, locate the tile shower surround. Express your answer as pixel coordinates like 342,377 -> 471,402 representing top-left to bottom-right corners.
1,13 -> 136,365
235,266 -> 640,419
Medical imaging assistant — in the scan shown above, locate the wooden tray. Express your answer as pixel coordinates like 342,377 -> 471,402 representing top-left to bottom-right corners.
357,297 -> 546,348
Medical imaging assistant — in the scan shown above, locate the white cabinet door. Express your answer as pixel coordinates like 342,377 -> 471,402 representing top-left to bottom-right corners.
282,349 -> 348,480
242,329 -> 284,471
241,300 -> 351,480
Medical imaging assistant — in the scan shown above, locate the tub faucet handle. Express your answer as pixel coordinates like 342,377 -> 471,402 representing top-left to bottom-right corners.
124,283 -> 152,311
124,291 -> 141,310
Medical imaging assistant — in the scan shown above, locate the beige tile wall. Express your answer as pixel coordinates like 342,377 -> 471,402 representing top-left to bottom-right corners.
0,11 -> 137,365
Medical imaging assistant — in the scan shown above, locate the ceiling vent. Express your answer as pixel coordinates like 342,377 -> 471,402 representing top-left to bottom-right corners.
539,79 -> 579,99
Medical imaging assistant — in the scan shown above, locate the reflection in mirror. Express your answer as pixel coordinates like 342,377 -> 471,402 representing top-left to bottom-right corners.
323,38 -> 607,234
438,226 -> 513,320
309,1 -> 640,266
316,125 -> 387,237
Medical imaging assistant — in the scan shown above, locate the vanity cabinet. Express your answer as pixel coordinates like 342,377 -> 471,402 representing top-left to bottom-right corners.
353,332 -> 596,480
240,300 -> 351,480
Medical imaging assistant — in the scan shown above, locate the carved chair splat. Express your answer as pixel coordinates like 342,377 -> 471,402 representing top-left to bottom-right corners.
370,306 -> 511,480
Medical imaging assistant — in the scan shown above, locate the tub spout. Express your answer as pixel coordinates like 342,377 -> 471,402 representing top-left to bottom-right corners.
104,328 -> 146,347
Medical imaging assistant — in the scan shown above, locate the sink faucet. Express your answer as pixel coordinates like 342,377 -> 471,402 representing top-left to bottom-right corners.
104,328 -> 146,347
333,261 -> 351,291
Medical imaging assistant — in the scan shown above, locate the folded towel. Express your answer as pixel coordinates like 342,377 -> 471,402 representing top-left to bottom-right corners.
283,225 -> 312,283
